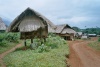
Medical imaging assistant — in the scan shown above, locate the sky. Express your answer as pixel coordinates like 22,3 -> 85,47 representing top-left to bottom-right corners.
0,0 -> 100,29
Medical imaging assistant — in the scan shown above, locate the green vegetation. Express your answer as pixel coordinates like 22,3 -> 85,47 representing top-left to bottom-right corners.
98,37 -> 100,42
3,34 -> 69,67
72,26 -> 100,35
82,28 -> 100,35
88,39 -> 100,50
0,33 -> 20,54
72,26 -> 81,32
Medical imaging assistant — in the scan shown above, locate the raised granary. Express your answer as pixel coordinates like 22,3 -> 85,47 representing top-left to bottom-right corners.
7,7 -> 55,46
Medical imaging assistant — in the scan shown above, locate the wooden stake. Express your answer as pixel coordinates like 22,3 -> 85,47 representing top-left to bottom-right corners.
31,39 -> 33,43
24,39 -> 26,46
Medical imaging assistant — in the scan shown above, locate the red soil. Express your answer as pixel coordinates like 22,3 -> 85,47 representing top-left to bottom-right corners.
68,38 -> 100,67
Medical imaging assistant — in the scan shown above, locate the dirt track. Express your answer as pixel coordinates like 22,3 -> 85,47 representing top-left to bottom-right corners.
0,44 -> 22,67
68,39 -> 100,67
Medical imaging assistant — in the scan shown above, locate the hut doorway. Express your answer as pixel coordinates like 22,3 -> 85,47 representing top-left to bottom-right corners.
66,36 -> 71,40
63,36 -> 70,40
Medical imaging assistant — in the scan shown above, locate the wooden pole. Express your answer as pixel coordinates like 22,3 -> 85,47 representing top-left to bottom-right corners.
30,39 -> 33,49
31,39 -> 33,43
24,39 -> 26,46
44,38 -> 46,42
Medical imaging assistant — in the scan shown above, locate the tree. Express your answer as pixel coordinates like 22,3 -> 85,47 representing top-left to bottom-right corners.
72,27 -> 81,32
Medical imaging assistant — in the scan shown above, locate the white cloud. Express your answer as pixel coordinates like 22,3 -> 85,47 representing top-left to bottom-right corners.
58,16 -> 90,23
0,0 -> 100,28
69,17 -> 89,23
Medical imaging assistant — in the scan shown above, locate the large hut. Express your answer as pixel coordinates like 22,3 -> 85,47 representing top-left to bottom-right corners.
55,24 -> 76,40
7,8 -> 55,46
0,17 -> 6,32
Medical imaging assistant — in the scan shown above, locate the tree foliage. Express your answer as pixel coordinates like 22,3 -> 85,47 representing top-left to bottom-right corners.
72,27 -> 81,32
82,28 -> 100,35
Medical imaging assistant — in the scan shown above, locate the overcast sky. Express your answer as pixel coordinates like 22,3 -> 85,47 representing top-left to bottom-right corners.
0,0 -> 100,29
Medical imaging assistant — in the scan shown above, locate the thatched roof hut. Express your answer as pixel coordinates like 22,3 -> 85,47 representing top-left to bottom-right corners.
7,8 -> 55,39
55,24 -> 76,40
75,32 -> 83,39
56,24 -> 76,34
0,17 -> 6,31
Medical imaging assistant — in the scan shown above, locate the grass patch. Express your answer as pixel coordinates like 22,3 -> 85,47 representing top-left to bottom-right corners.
0,42 -> 19,54
3,33 -> 69,67
0,32 -> 20,54
3,43 -> 69,67
88,41 -> 100,50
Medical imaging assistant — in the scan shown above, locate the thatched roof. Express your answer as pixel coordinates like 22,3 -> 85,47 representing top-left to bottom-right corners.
55,24 -> 76,34
48,25 -> 56,33
0,17 -> 6,30
77,32 -> 83,36
7,8 -> 55,32
62,28 -> 76,34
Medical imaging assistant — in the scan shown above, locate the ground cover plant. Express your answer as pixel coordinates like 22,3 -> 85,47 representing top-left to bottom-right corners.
0,33 -> 20,54
88,38 -> 100,51
3,34 -> 69,67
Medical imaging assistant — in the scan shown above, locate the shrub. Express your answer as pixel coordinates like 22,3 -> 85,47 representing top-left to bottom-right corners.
45,34 -> 66,49
98,37 -> 100,42
5,33 -> 20,43
29,33 -> 67,53
0,33 -> 7,46
0,33 -> 20,46
36,44 -> 49,53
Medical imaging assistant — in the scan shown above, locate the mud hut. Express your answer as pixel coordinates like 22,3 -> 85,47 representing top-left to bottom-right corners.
0,17 -> 6,32
7,8 -> 55,46
55,24 -> 76,40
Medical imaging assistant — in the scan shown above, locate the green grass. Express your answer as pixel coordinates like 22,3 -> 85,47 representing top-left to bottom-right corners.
88,41 -> 100,50
3,43 -> 69,67
0,64 -> 1,67
0,32 -> 20,54
0,42 -> 18,54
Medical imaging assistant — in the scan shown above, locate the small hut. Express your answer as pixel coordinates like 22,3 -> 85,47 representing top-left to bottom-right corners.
7,8 -> 55,46
55,24 -> 76,40
75,32 -> 83,39
0,17 -> 6,32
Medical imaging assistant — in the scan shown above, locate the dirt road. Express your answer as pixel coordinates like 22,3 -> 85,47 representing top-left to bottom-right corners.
68,39 -> 100,67
0,44 -> 22,67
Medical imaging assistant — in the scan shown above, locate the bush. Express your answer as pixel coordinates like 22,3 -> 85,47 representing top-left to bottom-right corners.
0,33 -> 7,46
45,34 -> 66,49
36,44 -> 49,53
29,33 -> 67,53
0,33 -> 20,46
5,33 -> 20,43
98,37 -> 100,42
